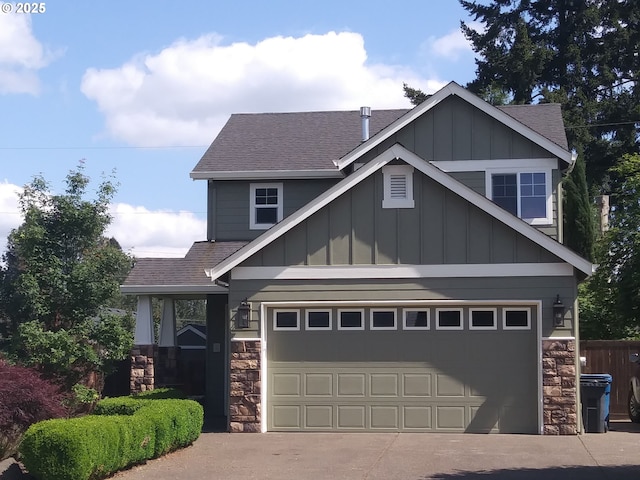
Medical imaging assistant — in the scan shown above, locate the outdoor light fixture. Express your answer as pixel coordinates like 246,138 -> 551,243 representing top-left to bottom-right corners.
553,294 -> 565,327
237,299 -> 251,329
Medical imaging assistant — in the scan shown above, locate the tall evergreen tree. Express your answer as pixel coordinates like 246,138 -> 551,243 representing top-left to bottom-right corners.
458,0 -> 640,190
563,152 -> 595,260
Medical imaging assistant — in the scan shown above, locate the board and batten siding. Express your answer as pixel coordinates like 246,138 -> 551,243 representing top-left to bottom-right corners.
364,95 -> 552,163
241,168 -> 563,268
209,178 -> 340,241
228,276 -> 576,339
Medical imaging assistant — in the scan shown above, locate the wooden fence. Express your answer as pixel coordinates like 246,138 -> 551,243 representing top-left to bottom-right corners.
580,340 -> 640,418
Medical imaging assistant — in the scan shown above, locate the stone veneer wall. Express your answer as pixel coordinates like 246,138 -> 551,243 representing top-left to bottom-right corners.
542,339 -> 578,435
229,340 -> 261,433
130,344 -> 156,394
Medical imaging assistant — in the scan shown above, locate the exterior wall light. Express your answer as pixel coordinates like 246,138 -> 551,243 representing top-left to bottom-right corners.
553,295 -> 565,327
237,299 -> 251,329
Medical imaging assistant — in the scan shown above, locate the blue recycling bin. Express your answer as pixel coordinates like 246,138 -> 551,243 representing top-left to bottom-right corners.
580,374 -> 612,433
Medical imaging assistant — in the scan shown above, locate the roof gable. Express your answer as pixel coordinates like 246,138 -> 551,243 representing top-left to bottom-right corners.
335,82 -> 573,171
205,144 -> 593,280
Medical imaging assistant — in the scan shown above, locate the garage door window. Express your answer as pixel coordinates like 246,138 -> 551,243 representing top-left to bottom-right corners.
338,309 -> 364,330
503,308 -> 531,330
306,310 -> 332,330
274,310 -> 300,331
470,308 -> 497,330
436,308 -> 463,330
403,309 -> 430,330
370,309 -> 397,330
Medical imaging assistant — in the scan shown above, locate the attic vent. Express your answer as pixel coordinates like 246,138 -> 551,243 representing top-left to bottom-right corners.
382,165 -> 415,209
389,174 -> 408,199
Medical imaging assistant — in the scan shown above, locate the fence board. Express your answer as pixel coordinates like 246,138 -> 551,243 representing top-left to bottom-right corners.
580,340 -> 640,417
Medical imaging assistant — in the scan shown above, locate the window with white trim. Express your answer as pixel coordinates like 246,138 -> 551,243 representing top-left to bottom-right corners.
470,308 -> 497,330
382,165 -> 414,208
487,169 -> 552,224
338,309 -> 364,330
273,309 -> 299,331
250,183 -> 283,230
436,308 -> 463,330
370,309 -> 397,330
305,310 -> 332,330
403,309 -> 430,330
503,308 -> 531,330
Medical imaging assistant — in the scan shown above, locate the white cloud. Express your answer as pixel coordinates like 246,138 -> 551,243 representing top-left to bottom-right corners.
0,185 -> 203,260
0,182 -> 22,255
426,23 -> 482,61
82,31 -> 444,147
107,203 -> 206,258
0,12 -> 56,94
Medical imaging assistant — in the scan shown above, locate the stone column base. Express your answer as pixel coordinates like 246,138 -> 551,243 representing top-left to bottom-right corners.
229,340 -> 261,432
130,344 -> 157,394
542,339 -> 578,435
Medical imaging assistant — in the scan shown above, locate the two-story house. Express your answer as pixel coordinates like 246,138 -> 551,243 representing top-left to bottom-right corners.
122,82 -> 593,435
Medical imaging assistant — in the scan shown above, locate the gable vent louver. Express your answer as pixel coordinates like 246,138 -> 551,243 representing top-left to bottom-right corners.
389,174 -> 408,199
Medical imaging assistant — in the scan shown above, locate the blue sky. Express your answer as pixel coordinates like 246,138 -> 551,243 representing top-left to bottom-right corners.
1,0 -> 480,257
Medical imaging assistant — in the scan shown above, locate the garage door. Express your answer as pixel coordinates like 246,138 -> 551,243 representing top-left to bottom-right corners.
267,305 -> 539,433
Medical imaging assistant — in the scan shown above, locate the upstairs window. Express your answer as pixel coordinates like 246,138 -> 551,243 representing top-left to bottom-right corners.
250,183 -> 283,230
382,165 -> 414,209
488,170 -> 551,224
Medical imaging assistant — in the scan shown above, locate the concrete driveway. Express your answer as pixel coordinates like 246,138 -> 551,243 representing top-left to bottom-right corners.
3,421 -> 639,480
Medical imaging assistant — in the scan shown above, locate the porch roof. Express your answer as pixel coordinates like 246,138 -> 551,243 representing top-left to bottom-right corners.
121,241 -> 247,295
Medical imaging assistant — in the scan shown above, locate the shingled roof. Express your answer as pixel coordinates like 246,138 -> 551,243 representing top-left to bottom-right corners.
192,100 -> 569,176
192,109 -> 407,174
122,241 -> 247,293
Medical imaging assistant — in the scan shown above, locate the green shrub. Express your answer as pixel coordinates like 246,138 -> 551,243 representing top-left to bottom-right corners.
133,387 -> 187,399
20,396 -> 203,480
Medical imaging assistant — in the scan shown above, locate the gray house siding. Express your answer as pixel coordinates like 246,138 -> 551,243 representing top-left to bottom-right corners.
368,96 -> 552,163
361,96 -> 562,239
228,276 -> 576,339
241,169 -> 563,268
209,178 -> 339,241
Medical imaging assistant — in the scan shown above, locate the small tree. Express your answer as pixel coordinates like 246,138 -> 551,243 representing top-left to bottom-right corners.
0,164 -> 134,391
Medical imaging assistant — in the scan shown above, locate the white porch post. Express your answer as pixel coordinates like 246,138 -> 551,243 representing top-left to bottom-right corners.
158,298 -> 177,347
134,295 -> 155,345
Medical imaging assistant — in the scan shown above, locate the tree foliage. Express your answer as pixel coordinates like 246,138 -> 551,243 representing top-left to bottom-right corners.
580,154 -> 640,338
458,0 -> 640,191
563,152 -> 595,261
0,164 -> 134,389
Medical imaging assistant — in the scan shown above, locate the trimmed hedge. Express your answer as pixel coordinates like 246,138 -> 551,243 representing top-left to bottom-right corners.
20,395 -> 203,480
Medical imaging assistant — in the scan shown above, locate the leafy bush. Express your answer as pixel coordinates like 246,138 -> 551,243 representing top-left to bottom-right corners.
20,415 -> 155,480
133,387 -> 186,399
0,359 -> 67,460
20,396 -> 203,480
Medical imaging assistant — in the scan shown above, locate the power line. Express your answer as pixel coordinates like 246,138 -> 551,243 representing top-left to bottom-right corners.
0,145 -> 208,150
565,120 -> 640,129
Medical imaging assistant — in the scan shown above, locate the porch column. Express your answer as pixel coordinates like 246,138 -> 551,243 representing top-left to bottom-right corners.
158,298 -> 177,347
131,295 -> 156,394
134,295 -> 154,344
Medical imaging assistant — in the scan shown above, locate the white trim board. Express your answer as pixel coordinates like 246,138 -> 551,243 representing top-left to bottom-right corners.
121,285 -> 228,295
231,263 -> 574,280
205,143 -> 593,280
190,169 -> 343,180
432,158 -> 558,172
334,82 -> 573,171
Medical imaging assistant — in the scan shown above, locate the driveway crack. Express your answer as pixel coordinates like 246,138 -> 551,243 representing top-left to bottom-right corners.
578,435 -> 610,479
363,433 -> 399,480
